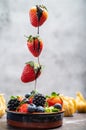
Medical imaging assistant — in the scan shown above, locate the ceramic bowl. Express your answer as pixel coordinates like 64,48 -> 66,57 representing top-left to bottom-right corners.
6,110 -> 64,129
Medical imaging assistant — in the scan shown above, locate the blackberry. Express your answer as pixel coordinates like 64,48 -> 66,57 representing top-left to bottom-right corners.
33,93 -> 46,107
7,98 -> 20,111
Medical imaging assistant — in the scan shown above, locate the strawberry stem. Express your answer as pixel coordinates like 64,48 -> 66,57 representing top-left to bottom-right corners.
37,26 -> 39,34
34,79 -> 37,90
33,5 -> 43,91
38,56 -> 40,66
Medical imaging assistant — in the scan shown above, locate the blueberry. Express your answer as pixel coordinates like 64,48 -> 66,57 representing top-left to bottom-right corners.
25,93 -> 31,98
28,104 -> 36,113
54,103 -> 62,110
36,106 -> 45,112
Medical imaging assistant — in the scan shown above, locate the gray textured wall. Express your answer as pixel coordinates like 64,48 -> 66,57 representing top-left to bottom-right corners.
0,0 -> 86,100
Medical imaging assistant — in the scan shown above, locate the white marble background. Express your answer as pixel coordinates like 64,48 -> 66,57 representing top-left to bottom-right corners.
0,0 -> 86,100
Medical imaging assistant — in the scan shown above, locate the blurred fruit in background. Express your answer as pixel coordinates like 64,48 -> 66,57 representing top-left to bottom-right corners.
0,94 -> 6,117
76,92 -> 86,113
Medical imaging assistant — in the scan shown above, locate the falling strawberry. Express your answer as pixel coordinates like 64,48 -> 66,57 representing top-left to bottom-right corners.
21,61 -> 42,83
27,35 -> 43,57
29,5 -> 48,27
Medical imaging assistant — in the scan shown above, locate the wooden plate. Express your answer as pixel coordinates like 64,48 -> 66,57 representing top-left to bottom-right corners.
6,110 -> 64,129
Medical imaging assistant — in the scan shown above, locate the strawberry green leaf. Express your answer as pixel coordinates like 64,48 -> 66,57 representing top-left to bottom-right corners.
46,95 -> 50,98
27,35 -> 33,42
45,106 -> 59,113
10,96 -> 17,99
26,35 -> 40,42
39,5 -> 48,11
25,61 -> 34,67
51,92 -> 59,97
45,107 -> 51,113
52,108 -> 59,112
30,90 -> 38,96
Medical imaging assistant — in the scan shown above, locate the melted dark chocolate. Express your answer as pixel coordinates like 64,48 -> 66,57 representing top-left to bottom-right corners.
35,66 -> 41,79
36,5 -> 43,22
33,37 -> 40,53
37,40 -> 40,52
33,37 -> 36,50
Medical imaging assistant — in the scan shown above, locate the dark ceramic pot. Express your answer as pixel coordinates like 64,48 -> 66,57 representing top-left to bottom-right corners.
6,110 -> 64,129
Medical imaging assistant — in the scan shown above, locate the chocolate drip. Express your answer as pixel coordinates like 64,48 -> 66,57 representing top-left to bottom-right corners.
36,5 -> 43,34
34,5 -> 43,90
33,37 -> 36,50
36,5 -> 43,22
37,41 -> 40,52
35,66 -> 41,79
33,38 -> 40,53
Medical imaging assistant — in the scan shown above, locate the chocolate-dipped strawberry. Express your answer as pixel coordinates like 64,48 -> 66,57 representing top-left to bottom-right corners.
29,5 -> 48,27
27,35 -> 43,57
21,61 -> 42,83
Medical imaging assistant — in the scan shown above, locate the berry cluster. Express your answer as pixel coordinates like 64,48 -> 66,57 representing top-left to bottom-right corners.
7,91 -> 63,113
7,91 -> 46,113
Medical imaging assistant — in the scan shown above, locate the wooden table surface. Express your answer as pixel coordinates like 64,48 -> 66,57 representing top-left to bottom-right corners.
0,113 -> 86,130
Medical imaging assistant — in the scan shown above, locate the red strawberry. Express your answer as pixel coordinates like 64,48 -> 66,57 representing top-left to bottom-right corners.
29,5 -> 48,27
21,61 -> 42,83
46,92 -> 63,107
27,35 -> 43,57
18,103 -> 28,113
46,97 -> 63,107
29,97 -> 33,104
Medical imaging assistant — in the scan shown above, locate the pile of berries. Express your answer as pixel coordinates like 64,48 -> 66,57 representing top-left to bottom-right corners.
7,91 -> 63,113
